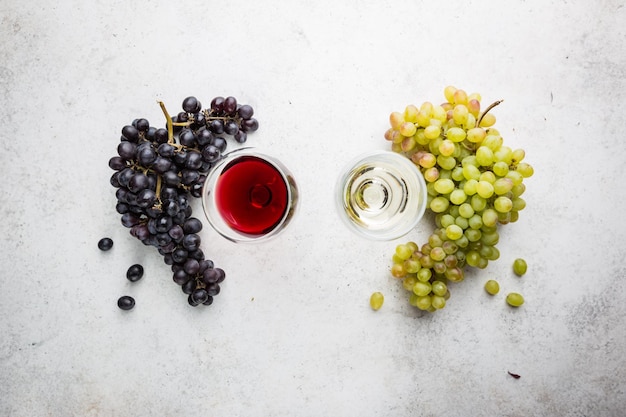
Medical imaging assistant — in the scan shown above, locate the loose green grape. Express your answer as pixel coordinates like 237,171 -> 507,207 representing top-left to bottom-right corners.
513,258 -> 528,276
506,292 -> 524,307
370,292 -> 385,310
484,279 -> 499,295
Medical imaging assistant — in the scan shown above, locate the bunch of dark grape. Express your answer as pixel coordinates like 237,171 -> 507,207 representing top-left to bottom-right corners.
108,96 -> 259,307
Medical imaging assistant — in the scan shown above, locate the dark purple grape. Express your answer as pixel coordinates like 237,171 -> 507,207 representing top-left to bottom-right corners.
183,218 -> 203,234
172,248 -> 188,264
117,141 -> 137,160
179,129 -> 197,147
168,225 -> 184,242
237,104 -> 254,120
154,128 -> 169,144
121,125 -> 139,142
182,96 -> 201,113
115,202 -> 129,214
126,264 -> 144,282
181,169 -> 200,185
223,96 -> 237,115
201,145 -> 221,163
241,118 -> 259,132
117,296 -> 135,310
182,234 -> 201,251
173,269 -> 190,285
121,213 -> 141,228
184,259 -> 200,275
136,189 -> 156,208
196,128 -> 213,146
157,143 -> 175,157
186,151 -> 203,170
215,268 -> 226,283
224,120 -> 239,135
130,224 -> 151,241
203,296 -> 214,306
202,268 -> 219,284
234,131 -> 247,144
128,173 -> 150,193
109,156 -> 126,171
210,96 -> 225,113
191,288 -> 209,305
206,283 -> 220,296
182,279 -> 196,295
98,237 -> 113,251
134,118 -> 150,132
152,156 -> 172,174
137,146 -> 157,166
210,136 -> 227,152
209,119 -> 224,134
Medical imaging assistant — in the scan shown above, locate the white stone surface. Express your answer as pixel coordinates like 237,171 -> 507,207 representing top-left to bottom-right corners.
1,0 -> 625,416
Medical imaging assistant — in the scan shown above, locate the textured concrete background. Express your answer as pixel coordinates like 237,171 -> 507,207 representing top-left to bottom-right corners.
1,0 -> 625,416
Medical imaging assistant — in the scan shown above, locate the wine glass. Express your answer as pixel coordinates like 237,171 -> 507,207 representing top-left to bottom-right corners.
202,148 -> 298,243
335,150 -> 427,240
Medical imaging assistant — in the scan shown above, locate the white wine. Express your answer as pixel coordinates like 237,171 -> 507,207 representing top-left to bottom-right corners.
336,151 -> 427,240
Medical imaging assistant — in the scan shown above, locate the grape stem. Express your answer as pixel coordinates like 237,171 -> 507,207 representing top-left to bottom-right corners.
477,99 -> 503,126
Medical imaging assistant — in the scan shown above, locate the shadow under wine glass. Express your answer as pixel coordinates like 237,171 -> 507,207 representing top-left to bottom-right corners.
335,150 -> 427,240
202,148 -> 299,243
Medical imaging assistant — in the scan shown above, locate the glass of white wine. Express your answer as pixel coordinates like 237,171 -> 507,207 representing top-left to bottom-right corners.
335,150 -> 427,240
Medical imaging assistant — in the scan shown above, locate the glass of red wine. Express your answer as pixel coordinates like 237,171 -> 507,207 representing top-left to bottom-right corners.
202,148 -> 298,242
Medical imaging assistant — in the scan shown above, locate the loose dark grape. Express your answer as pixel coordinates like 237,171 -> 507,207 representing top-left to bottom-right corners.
117,296 -> 135,310
237,104 -> 254,120
126,264 -> 144,282
182,96 -> 201,113
98,237 -> 114,251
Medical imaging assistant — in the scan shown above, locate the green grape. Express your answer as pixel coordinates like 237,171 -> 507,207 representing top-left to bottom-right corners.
442,241 -> 458,254
409,293 -> 420,307
482,134 -> 503,151
402,275 -> 418,291
476,146 -> 494,166
431,281 -> 448,296
448,205 -> 460,218
424,167 -> 440,182
391,263 -> 407,278
463,179 -> 478,195
370,292 -> 385,310
444,254 -> 458,268
445,224 -> 464,240
430,197 -> 450,213
506,292 -> 524,307
516,162 -> 534,178
466,127 -> 486,143
454,216 -> 469,230
494,145 -> 513,164
484,280 -> 499,295
461,155 -> 478,167
513,258 -> 527,276
434,178 -> 455,194
424,125 -> 441,140
481,231 -> 499,246
395,244 -> 413,260
465,229 -> 482,242
430,247 -> 446,261
465,250 -> 481,267
482,208 -> 499,227
459,203 -> 475,218
511,148 -> 525,163
506,170 -> 524,186
492,161 -> 509,177
415,295 -> 432,310
479,171 -> 496,184
428,233 -> 444,248
476,181 -> 495,198
451,166 -> 465,182
446,126 -> 466,142
440,214 -> 456,228
511,183 -> 526,198
444,266 -> 464,282
438,139 -> 456,156
512,197 -> 526,211
450,189 -> 468,205
462,164 -> 481,181
439,169 -> 452,180
470,194 -> 487,212
437,155 -> 457,170
417,267 -> 432,282
493,177 -> 514,195
431,295 -> 446,309
468,214 -> 483,230
413,281 -> 432,296
406,241 -> 419,252
433,261 -> 446,274
510,211 -> 519,222
494,196 -> 513,213
404,258 -> 421,274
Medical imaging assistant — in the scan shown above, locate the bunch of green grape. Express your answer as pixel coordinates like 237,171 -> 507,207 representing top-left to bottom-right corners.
384,86 -> 533,312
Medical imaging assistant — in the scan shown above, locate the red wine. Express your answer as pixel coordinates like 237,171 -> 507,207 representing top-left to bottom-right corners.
214,155 -> 289,235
